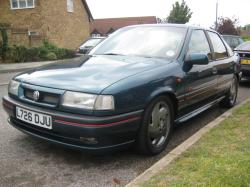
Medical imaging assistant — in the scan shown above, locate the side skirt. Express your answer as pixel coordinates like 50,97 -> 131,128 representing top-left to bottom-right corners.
175,96 -> 225,124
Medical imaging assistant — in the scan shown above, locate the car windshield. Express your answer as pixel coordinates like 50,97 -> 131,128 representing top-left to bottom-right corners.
223,35 -> 244,48
235,41 -> 250,51
90,26 -> 187,59
80,38 -> 103,48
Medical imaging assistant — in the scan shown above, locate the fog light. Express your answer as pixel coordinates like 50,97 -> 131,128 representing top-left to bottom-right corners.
80,137 -> 98,145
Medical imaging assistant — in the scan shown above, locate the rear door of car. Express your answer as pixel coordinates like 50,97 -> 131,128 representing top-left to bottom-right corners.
183,29 -> 218,109
206,31 -> 234,97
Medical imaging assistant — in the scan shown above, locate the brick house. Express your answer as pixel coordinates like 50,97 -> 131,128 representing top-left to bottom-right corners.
0,0 -> 93,49
90,16 -> 157,37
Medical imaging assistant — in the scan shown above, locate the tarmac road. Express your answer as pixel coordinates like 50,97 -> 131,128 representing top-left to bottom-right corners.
1,72 -> 250,187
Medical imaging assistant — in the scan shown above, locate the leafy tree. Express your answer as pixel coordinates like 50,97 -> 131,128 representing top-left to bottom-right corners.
242,24 -> 250,30
167,0 -> 192,24
216,17 -> 240,35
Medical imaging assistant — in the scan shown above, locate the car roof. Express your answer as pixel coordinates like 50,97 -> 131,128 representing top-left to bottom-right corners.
123,23 -> 217,33
222,34 -> 240,37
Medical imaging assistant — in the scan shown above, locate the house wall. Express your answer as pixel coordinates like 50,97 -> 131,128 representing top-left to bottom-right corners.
0,0 -> 90,49
42,0 -> 90,49
0,0 -> 44,47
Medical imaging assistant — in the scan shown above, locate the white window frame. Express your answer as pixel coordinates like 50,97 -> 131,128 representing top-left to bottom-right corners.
92,34 -> 101,38
67,0 -> 74,13
10,0 -> 35,10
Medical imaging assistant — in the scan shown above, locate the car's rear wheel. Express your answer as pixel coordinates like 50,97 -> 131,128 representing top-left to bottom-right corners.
221,75 -> 238,108
136,95 -> 174,155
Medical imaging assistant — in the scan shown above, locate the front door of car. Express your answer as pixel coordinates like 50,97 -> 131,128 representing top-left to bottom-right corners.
182,29 -> 218,111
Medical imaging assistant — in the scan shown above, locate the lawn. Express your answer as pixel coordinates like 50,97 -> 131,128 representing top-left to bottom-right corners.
142,102 -> 250,187
241,35 -> 250,41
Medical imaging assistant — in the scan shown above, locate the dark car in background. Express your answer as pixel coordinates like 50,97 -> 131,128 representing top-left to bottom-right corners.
222,35 -> 244,49
3,24 -> 239,155
76,37 -> 106,54
234,41 -> 250,78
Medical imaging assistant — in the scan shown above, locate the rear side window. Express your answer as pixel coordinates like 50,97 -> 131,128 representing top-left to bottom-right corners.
208,32 -> 228,60
188,30 -> 211,60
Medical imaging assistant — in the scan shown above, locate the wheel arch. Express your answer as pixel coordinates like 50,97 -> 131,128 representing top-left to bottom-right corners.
146,89 -> 179,119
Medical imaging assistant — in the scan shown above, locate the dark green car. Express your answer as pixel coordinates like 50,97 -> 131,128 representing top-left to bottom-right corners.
3,24 -> 239,155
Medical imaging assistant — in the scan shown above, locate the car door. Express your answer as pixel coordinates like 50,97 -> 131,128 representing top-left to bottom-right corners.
207,31 -> 234,96
182,29 -> 218,110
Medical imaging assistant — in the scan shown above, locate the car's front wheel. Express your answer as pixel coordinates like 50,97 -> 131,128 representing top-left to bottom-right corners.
136,95 -> 174,155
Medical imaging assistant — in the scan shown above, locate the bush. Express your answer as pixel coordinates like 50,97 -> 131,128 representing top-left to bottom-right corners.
46,52 -> 57,60
26,47 -> 41,62
4,40 -> 76,63
55,48 -> 66,59
241,35 -> 250,41
43,39 -> 57,50
7,45 -> 28,63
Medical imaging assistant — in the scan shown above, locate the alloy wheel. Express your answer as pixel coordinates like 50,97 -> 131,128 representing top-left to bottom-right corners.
148,101 -> 171,148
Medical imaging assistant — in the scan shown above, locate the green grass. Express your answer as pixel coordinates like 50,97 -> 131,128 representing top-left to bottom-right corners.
241,35 -> 250,41
142,102 -> 250,187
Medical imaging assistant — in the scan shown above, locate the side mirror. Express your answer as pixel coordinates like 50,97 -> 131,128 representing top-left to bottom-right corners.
185,53 -> 209,65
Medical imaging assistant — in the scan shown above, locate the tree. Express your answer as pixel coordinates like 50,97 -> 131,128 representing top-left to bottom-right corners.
216,17 -> 240,35
167,0 -> 192,24
242,24 -> 250,30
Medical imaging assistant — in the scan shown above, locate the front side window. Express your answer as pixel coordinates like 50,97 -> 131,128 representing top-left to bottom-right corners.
188,30 -> 211,60
208,32 -> 228,60
91,26 -> 187,60
10,0 -> 35,9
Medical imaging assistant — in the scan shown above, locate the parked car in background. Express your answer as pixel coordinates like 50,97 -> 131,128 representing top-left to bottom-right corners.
3,24 -> 239,155
234,41 -> 250,79
222,35 -> 244,49
76,37 -> 106,54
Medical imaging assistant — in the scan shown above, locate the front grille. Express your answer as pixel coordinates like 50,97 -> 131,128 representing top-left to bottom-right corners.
238,53 -> 250,58
24,88 -> 60,105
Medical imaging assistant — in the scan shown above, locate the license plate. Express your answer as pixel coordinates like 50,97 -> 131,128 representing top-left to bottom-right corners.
16,107 -> 52,130
241,59 -> 250,64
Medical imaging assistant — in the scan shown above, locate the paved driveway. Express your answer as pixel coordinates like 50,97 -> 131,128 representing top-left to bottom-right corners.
1,72 -> 250,187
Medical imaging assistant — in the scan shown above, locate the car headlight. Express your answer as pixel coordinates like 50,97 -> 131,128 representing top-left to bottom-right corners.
61,91 -> 115,110
8,80 -> 20,96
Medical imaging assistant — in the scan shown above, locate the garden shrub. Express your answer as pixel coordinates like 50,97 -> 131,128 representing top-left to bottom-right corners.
46,52 -> 57,60
26,47 -> 41,62
3,40 -> 76,63
7,45 -> 28,62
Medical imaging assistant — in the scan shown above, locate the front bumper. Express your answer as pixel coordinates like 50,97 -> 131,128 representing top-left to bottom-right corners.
2,96 -> 143,153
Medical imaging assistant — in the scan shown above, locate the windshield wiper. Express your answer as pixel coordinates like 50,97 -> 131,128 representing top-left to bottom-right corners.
98,53 -> 125,56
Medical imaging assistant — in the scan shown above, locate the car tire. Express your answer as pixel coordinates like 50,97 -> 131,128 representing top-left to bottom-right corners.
221,75 -> 238,108
136,95 -> 174,155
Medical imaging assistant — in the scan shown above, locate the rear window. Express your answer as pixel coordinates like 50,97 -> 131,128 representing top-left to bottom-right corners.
208,32 -> 228,60
80,38 -> 103,48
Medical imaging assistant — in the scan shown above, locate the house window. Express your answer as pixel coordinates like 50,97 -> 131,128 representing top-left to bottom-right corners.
92,34 -> 101,38
10,0 -> 35,9
67,0 -> 74,12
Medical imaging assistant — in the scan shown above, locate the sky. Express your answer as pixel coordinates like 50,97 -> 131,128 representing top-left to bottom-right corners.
86,0 -> 249,27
